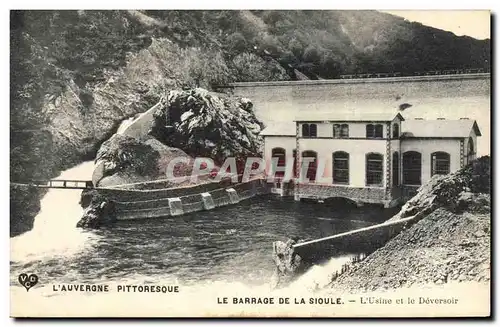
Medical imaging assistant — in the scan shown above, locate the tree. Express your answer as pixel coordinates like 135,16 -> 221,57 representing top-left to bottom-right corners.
303,45 -> 323,64
320,52 -> 342,78
288,38 -> 303,58
227,32 -> 247,54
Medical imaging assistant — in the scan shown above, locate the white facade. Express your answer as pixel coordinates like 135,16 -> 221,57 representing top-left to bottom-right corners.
399,139 -> 462,185
262,116 -> 480,189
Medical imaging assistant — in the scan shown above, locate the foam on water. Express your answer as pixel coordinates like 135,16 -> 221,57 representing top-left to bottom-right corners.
10,161 -> 99,262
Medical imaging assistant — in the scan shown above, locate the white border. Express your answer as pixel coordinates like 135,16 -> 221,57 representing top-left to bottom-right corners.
2,2 -> 497,326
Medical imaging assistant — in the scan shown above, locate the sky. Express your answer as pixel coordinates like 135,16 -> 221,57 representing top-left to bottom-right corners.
382,10 -> 491,40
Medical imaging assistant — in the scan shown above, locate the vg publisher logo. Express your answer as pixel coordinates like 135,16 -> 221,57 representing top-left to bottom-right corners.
18,273 -> 39,292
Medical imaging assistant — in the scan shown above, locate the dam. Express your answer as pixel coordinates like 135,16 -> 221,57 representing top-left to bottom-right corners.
216,73 -> 490,208
217,73 -> 490,156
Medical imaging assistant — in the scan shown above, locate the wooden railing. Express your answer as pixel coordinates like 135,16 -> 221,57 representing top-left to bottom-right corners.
13,179 -> 94,189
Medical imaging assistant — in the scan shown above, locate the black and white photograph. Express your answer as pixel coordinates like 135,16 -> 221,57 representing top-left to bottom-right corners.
9,9 -> 491,317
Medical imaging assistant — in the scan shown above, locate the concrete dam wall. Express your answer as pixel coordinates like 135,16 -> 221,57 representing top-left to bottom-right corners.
97,178 -> 269,220
223,74 -> 491,155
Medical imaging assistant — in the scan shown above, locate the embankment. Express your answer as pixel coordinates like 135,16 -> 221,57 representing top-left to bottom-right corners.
273,156 -> 490,292
326,156 -> 491,292
77,177 -> 269,227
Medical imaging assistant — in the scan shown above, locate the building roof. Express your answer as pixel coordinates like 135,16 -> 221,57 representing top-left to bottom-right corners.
260,122 -> 296,136
402,119 -> 482,138
260,118 -> 482,138
293,112 -> 404,122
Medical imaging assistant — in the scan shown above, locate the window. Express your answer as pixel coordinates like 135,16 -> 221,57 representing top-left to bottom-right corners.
431,152 -> 450,176
392,152 -> 399,186
333,124 -> 340,138
392,124 -> 399,138
271,147 -> 286,177
340,124 -> 349,138
333,151 -> 349,184
302,124 -> 317,137
301,151 -> 317,182
302,124 -> 309,137
366,124 -> 383,138
366,153 -> 383,186
403,151 -> 422,185
309,124 -> 317,137
466,137 -> 475,165
333,124 -> 349,138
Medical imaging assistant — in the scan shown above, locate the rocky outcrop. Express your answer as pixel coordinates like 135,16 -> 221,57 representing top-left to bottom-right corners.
93,87 -> 264,189
93,134 -> 196,188
271,238 -> 312,289
389,156 -> 491,222
151,88 -> 264,167
77,189 -> 116,229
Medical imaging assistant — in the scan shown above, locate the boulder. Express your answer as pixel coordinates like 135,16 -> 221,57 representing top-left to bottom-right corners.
271,238 -> 312,288
94,134 -> 195,188
150,88 -> 264,167
77,189 -> 116,229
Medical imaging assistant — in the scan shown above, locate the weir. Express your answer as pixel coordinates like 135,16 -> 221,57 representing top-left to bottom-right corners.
201,192 -> 215,210
168,198 -> 184,216
271,212 -> 427,288
226,188 -> 240,204
292,214 -> 419,257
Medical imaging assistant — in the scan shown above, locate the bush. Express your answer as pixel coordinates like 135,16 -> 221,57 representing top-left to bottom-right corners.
227,32 -> 248,53
232,52 -> 289,82
303,45 -> 323,63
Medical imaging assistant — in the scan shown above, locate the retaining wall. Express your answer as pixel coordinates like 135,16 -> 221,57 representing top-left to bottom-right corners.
109,178 -> 269,220
293,214 -> 422,260
294,183 -> 403,207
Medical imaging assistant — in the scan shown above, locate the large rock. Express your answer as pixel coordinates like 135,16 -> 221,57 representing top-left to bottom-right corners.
93,134 -> 194,188
271,238 -> 312,289
77,189 -> 116,229
150,88 -> 264,167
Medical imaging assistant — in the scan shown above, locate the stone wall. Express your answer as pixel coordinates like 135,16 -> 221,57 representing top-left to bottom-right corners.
295,183 -> 391,205
111,178 -> 269,220
97,178 -> 233,202
292,215 -> 419,260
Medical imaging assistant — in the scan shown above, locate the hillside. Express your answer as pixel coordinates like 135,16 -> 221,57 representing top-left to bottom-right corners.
10,10 -> 490,236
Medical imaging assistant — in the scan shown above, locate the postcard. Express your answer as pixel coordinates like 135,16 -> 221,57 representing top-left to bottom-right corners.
10,10 -> 491,318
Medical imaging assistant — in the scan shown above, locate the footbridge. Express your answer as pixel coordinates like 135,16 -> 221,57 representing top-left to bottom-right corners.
11,179 -> 94,190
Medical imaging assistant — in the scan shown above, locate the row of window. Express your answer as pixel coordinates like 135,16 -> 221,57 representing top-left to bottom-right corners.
301,123 -> 400,138
271,148 -> 451,186
333,152 -> 384,185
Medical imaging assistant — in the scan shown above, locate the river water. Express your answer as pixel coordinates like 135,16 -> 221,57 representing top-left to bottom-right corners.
10,159 -> 399,296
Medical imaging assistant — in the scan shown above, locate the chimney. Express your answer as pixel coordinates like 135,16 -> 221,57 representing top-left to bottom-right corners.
460,117 -> 470,120
415,118 -> 424,120
437,118 -> 446,120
